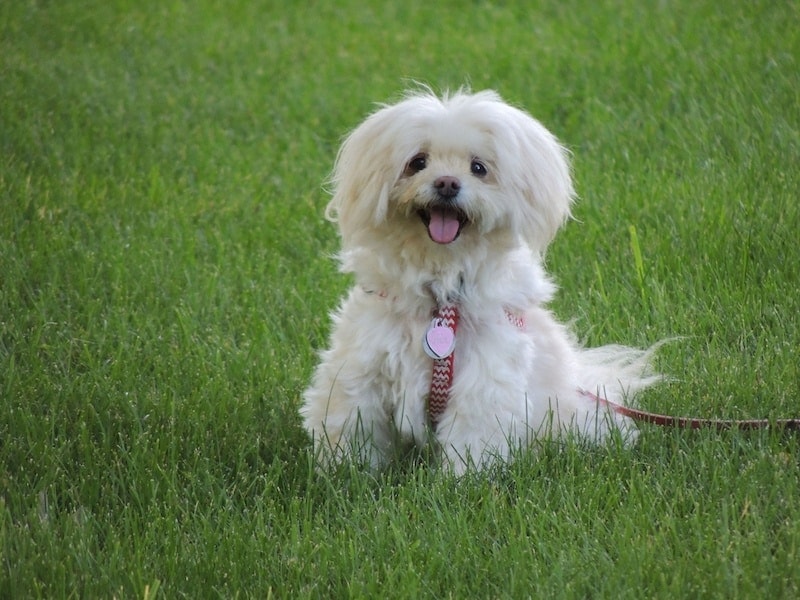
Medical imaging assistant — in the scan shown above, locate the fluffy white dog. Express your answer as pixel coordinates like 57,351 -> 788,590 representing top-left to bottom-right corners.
302,89 -> 658,474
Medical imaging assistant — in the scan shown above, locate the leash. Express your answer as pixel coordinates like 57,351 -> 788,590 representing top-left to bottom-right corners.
581,388 -> 800,431
424,303 -> 800,432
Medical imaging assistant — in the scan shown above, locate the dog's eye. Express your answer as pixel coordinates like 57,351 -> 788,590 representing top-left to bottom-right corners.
471,159 -> 488,178
405,153 -> 427,175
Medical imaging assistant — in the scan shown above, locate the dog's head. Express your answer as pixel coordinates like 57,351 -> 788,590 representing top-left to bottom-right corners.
326,89 -> 574,255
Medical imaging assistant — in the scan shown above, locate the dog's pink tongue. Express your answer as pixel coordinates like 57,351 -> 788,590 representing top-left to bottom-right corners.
428,208 -> 461,244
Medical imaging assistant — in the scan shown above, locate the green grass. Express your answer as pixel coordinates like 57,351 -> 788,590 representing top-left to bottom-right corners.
2,0 -> 799,597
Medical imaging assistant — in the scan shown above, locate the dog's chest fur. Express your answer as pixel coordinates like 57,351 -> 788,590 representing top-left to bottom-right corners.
343,264 -> 546,442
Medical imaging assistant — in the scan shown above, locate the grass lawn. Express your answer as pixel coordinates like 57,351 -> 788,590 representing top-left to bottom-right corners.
2,0 -> 799,597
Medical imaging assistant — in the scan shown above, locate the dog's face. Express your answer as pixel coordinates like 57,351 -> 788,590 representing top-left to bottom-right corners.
392,133 -> 499,246
326,90 -> 574,256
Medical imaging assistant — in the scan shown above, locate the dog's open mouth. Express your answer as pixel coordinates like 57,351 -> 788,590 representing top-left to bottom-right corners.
417,205 -> 469,244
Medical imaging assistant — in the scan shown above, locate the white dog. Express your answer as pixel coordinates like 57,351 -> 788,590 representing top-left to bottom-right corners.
302,89 -> 659,474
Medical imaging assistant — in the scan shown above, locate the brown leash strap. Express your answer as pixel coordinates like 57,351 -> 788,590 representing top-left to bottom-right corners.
580,389 -> 800,431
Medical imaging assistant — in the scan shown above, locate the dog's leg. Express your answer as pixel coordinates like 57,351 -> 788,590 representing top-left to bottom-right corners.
302,371 -> 392,471
435,404 -> 525,475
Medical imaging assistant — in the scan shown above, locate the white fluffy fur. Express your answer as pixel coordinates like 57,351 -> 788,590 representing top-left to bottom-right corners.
302,89 -> 659,474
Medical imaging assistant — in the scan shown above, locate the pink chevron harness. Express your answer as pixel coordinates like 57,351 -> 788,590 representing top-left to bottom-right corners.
425,304 -> 460,427
426,304 -> 525,428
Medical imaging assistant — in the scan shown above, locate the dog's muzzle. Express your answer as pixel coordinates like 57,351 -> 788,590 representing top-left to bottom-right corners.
417,176 -> 469,244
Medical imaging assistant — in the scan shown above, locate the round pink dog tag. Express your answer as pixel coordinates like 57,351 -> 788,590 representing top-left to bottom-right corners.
423,321 -> 456,359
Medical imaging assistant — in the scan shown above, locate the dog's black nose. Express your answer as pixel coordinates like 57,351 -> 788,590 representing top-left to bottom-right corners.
434,176 -> 461,198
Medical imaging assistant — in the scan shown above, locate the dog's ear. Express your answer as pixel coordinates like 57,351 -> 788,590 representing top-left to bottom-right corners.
494,102 -> 575,253
324,103 -> 410,246
325,92 -> 446,247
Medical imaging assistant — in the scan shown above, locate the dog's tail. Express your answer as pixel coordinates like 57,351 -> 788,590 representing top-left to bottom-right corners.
578,342 -> 664,405
570,342 -> 664,441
